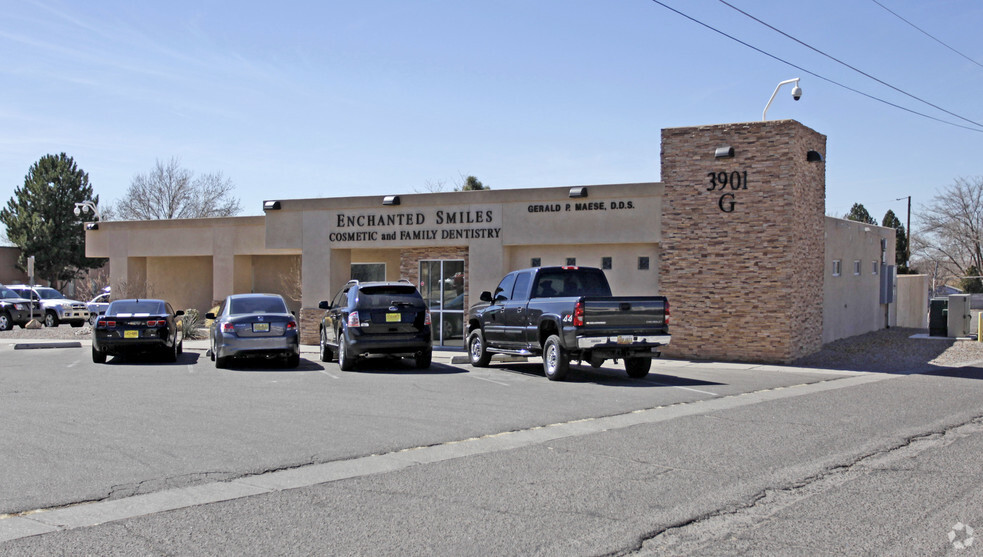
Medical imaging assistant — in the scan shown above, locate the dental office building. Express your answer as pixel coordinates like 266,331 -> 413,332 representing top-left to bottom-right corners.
84,120 -> 897,364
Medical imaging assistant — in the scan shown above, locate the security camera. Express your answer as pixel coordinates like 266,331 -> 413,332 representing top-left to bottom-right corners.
791,86 -> 802,101
73,206 -> 81,217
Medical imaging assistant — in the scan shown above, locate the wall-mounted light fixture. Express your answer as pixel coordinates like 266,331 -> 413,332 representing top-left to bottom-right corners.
568,187 -> 588,198
85,222 -> 99,231
714,146 -> 735,159
382,195 -> 400,206
263,200 -> 281,211
806,150 -> 824,162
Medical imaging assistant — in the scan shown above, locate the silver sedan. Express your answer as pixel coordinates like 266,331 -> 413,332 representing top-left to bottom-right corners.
206,293 -> 300,368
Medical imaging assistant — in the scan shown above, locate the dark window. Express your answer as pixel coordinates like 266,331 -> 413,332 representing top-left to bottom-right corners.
108,300 -> 165,316
356,285 -> 423,307
533,268 -> 612,298
638,257 -> 650,270
512,272 -> 532,301
566,258 -> 576,266
230,296 -> 288,314
601,257 -> 612,270
494,273 -> 517,301
531,258 -> 541,267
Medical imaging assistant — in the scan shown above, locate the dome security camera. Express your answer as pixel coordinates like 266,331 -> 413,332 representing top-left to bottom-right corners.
791,86 -> 802,101
74,206 -> 81,217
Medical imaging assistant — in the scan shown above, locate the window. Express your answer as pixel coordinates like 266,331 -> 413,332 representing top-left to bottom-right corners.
566,257 -> 576,266
872,261 -> 878,275
832,260 -> 841,276
530,258 -> 541,267
351,263 -> 385,282
601,257 -> 612,270
853,260 -> 861,276
638,256 -> 650,271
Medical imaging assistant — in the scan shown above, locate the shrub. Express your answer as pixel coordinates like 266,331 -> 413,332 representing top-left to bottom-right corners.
181,308 -> 205,340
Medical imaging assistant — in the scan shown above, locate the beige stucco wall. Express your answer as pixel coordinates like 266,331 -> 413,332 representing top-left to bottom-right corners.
506,244 -> 659,295
897,274 -> 929,329
823,217 -> 897,343
85,216 -> 300,313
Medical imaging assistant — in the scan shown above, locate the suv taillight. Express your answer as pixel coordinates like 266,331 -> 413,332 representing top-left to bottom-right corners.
348,311 -> 361,328
572,301 -> 585,327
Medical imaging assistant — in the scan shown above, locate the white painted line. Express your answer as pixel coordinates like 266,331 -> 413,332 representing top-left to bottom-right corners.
467,373 -> 510,386
649,383 -> 718,396
316,369 -> 339,379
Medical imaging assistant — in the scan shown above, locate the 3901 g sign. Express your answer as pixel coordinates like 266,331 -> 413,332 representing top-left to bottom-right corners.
707,170 -> 748,213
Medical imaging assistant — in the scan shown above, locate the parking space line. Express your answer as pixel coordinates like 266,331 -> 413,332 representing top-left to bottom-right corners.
316,369 -> 339,379
648,382 -> 718,396
467,373 -> 510,386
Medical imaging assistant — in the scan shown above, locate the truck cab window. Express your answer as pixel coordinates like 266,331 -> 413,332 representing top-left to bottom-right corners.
512,272 -> 531,302
494,273 -> 516,302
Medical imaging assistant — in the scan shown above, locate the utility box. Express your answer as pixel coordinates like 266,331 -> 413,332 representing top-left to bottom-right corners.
929,298 -> 948,337
948,294 -> 972,338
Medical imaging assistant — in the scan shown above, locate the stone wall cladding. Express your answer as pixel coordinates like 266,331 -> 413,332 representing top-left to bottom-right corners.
659,120 -> 826,363
298,246 -> 470,345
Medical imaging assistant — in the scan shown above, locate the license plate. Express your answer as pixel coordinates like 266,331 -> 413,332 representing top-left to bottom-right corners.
124,330 -> 139,339
252,322 -> 270,332
386,313 -> 401,323
617,335 -> 633,344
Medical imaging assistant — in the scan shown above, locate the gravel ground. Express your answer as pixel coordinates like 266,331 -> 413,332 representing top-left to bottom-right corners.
4,325 -> 983,373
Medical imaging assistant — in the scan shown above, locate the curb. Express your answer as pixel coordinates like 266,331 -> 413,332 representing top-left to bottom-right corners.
14,342 -> 83,350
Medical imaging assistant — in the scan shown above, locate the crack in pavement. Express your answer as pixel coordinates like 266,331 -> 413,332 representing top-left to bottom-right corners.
619,415 -> 983,556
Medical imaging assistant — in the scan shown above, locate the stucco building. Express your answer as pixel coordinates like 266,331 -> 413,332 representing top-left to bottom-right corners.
83,120 -> 896,363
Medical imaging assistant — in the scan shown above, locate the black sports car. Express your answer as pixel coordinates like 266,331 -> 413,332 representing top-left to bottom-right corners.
92,299 -> 184,363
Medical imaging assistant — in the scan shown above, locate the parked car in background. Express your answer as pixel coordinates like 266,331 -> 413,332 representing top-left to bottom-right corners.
86,288 -> 111,326
7,284 -> 89,328
91,299 -> 184,363
0,285 -> 33,330
206,293 -> 300,369
318,280 -> 433,370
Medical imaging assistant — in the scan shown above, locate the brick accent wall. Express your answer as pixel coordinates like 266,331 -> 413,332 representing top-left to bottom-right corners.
660,120 -> 826,363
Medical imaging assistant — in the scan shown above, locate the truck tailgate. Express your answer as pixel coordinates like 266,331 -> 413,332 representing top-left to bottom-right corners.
581,296 -> 668,331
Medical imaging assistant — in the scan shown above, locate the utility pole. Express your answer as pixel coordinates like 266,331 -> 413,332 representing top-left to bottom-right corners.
896,196 -> 911,269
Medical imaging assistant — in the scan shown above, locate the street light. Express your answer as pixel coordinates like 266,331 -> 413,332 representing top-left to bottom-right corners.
762,78 -> 802,121
73,200 -> 101,221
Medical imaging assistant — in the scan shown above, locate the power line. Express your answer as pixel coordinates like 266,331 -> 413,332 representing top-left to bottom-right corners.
646,0 -> 983,133
870,0 -> 983,71
717,0 -> 983,131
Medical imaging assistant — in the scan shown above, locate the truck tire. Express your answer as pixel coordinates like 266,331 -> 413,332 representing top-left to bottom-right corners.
543,335 -> 569,381
468,330 -> 491,367
625,357 -> 651,378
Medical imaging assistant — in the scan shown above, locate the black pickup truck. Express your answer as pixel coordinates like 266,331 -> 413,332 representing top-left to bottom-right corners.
466,266 -> 670,381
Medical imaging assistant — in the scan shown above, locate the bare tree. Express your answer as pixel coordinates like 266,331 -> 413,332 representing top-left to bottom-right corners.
113,158 -> 242,220
915,177 -> 983,281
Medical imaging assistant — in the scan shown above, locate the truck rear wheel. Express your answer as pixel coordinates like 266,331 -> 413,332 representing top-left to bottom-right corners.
468,330 -> 491,367
543,335 -> 569,381
625,357 -> 651,378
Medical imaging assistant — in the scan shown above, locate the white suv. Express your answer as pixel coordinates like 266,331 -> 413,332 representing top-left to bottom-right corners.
7,285 -> 90,328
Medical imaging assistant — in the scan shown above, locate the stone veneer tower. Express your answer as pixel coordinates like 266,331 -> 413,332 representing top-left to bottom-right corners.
660,120 -> 827,363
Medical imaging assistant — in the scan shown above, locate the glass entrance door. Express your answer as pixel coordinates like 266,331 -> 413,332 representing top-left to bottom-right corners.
420,260 -> 465,347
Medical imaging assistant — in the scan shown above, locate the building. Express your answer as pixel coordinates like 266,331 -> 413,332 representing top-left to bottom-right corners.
84,120 -> 896,363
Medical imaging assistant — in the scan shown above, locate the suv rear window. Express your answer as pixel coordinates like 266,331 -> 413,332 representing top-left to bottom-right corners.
356,285 -> 423,307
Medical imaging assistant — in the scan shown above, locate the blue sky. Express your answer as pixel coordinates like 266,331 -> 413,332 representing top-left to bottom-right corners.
2,0 -> 982,228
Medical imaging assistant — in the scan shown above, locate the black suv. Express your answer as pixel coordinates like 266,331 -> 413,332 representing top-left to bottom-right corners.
318,280 -> 432,370
0,285 -> 34,330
